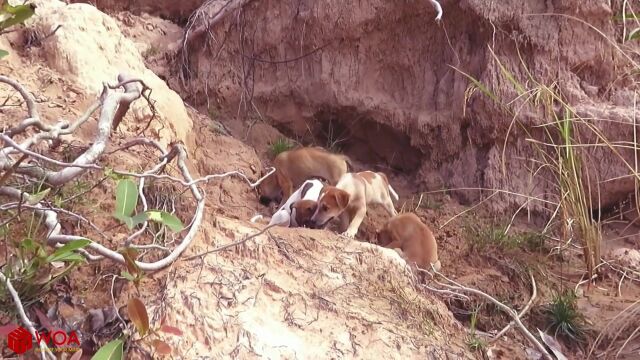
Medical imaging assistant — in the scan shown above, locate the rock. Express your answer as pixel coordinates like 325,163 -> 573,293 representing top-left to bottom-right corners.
29,0 -> 192,147
610,248 -> 640,272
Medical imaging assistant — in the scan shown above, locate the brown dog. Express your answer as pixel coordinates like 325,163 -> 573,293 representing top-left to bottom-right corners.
290,199 -> 318,228
257,147 -> 349,206
309,171 -> 398,237
376,213 -> 440,272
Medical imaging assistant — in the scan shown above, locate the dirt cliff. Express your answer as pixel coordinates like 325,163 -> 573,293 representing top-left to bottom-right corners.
176,0 -> 639,215
2,0 -> 640,359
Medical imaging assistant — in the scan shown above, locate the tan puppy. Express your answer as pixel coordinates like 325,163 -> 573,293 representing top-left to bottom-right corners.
290,199 -> 319,228
257,147 -> 349,206
376,213 -> 440,272
310,171 -> 398,237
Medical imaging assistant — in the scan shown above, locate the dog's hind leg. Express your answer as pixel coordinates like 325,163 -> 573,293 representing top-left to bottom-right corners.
383,198 -> 398,216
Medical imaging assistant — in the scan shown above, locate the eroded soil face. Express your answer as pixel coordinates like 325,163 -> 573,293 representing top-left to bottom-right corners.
1,1 -> 640,359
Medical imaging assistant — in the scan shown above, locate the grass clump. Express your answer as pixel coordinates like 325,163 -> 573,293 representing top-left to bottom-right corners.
269,138 -> 294,159
463,220 -> 547,253
544,290 -> 587,343
454,44 -> 608,277
466,308 -> 487,352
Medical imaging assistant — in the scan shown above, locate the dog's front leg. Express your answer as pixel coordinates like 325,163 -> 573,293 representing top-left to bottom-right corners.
337,211 -> 351,233
342,206 -> 366,238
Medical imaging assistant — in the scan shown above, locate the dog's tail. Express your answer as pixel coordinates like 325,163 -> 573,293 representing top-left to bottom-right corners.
338,154 -> 354,171
388,184 -> 399,202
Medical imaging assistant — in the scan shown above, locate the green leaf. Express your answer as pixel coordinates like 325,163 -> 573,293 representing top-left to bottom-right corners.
0,49 -> 8,59
127,298 -> 149,336
46,239 -> 90,263
113,213 -> 134,229
0,2 -> 36,31
47,252 -> 85,263
130,212 -> 148,227
91,339 -> 123,360
27,188 -> 50,205
113,179 -> 138,218
144,211 -> 184,232
160,212 -> 184,232
121,271 -> 135,282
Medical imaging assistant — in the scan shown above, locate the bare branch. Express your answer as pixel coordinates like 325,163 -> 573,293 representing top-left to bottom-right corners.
490,271 -> 537,342
0,75 -> 41,126
430,267 -> 552,360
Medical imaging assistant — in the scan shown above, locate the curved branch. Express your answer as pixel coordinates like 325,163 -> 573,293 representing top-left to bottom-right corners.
0,272 -> 56,360
432,267 -> 552,360
490,271 -> 537,342
0,75 -> 41,127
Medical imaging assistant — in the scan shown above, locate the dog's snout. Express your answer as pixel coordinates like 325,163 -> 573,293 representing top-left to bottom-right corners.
259,196 -> 272,206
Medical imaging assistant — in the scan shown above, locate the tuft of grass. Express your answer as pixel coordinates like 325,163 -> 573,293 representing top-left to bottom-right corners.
518,231 -> 547,252
463,221 -> 514,251
544,290 -> 587,343
142,45 -> 160,59
467,307 -> 487,352
453,43 -> 610,277
269,138 -> 294,159
463,219 -> 547,253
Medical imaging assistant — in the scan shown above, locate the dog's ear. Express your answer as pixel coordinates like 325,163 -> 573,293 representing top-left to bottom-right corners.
299,182 -> 313,198
335,190 -> 350,210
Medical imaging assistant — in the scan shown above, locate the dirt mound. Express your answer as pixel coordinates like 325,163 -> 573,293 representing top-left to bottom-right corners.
156,217 -> 474,359
24,0 -> 192,147
177,0 -> 639,215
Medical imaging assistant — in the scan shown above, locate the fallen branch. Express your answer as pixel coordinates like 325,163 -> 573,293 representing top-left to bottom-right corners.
430,266 -> 552,360
0,272 -> 56,360
490,271 -> 537,342
0,75 -> 41,125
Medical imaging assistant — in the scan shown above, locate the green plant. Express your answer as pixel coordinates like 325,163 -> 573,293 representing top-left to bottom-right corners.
142,45 -> 160,59
453,44 -> 608,277
518,231 -> 546,252
466,307 -> 487,352
1,234 -> 90,308
111,178 -> 184,232
268,138 -> 294,159
615,9 -> 640,42
463,220 -> 511,250
0,1 -> 36,59
544,290 -> 587,343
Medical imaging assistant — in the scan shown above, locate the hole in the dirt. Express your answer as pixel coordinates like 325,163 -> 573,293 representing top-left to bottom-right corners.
309,106 -> 423,174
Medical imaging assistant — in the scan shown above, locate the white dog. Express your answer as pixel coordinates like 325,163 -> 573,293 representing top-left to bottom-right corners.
267,179 -> 324,227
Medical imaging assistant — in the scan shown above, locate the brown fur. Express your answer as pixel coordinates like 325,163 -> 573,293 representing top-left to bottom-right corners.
291,199 -> 319,228
257,147 -> 349,206
359,171 -> 376,184
376,213 -> 440,271
311,172 -> 397,237
309,186 -> 351,229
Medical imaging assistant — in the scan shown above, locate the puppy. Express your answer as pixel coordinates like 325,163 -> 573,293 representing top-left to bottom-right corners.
257,147 -> 349,206
310,171 -> 399,238
290,199 -> 318,228
268,179 -> 324,227
376,213 -> 441,272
